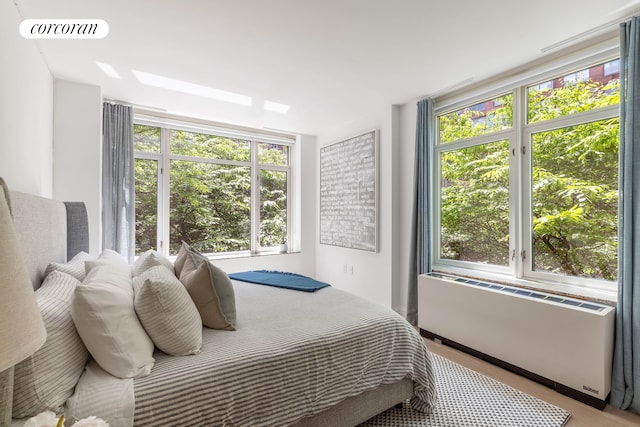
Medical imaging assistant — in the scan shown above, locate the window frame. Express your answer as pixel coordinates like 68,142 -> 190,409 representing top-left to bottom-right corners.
133,113 -> 296,258
521,101 -> 619,292
431,48 -> 620,301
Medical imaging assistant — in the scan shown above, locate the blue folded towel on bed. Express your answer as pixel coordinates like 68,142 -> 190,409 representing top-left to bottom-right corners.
228,270 -> 330,292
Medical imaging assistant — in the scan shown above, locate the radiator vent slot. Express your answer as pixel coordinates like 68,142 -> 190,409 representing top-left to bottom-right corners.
426,272 -> 608,312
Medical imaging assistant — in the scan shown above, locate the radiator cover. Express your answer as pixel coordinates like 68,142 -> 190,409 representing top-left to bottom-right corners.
418,273 -> 615,409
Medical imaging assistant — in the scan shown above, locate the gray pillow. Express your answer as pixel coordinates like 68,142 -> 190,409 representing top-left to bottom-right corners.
179,249 -> 236,330
134,266 -> 202,355
173,241 -> 191,278
13,271 -> 90,418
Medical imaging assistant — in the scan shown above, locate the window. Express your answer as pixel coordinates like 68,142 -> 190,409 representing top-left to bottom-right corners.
563,69 -> 590,84
133,118 -> 294,257
604,59 -> 620,76
434,58 -> 620,295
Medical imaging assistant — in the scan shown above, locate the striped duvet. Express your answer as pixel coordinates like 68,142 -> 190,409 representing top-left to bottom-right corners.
67,281 -> 437,426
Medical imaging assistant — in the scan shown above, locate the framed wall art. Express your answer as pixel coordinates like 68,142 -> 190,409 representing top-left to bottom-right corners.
320,129 -> 378,252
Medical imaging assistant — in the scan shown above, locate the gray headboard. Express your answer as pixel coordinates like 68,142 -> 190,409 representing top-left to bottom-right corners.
9,190 -> 89,290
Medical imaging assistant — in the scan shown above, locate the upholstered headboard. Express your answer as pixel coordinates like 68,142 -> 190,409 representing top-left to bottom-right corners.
9,190 -> 89,290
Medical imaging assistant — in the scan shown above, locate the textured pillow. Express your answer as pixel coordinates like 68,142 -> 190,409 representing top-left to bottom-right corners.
133,249 -> 174,277
13,271 -> 90,418
133,266 -> 202,355
43,251 -> 94,282
72,250 -> 155,378
179,250 -> 236,331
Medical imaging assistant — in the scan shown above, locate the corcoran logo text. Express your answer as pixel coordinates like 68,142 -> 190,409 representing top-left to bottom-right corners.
19,19 -> 108,39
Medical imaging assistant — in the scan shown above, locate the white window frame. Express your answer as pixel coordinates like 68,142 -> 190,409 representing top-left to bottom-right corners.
431,46 -> 620,302
133,113 -> 297,258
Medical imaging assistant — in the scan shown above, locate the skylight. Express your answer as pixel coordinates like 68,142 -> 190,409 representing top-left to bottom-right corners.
95,61 -> 121,79
263,100 -> 290,114
132,70 -> 252,107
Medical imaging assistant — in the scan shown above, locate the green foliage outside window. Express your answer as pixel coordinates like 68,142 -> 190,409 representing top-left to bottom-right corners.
439,71 -> 619,281
133,125 -> 289,256
440,140 -> 510,265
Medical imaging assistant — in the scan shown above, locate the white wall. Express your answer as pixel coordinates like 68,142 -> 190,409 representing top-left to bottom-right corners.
0,1 -> 53,196
53,79 -> 102,256
313,103 -> 418,314
392,101 -> 418,317
315,107 -> 396,308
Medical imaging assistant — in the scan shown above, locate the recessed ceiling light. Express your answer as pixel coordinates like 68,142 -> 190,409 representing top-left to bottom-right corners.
95,61 -> 121,79
263,100 -> 290,114
132,70 -> 252,107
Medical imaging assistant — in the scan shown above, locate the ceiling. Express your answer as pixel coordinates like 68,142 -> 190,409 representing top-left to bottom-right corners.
14,0 -> 640,138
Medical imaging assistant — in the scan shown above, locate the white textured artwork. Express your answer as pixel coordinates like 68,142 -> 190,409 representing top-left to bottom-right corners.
320,130 -> 378,252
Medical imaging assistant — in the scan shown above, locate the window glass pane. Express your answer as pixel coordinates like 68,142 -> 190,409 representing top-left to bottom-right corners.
440,140 -> 510,265
439,94 -> 512,143
169,161 -> 250,255
134,124 -> 160,153
527,60 -> 620,123
604,59 -> 620,76
260,170 -> 287,247
134,158 -> 158,255
531,118 -> 619,280
169,130 -> 250,161
258,143 -> 289,166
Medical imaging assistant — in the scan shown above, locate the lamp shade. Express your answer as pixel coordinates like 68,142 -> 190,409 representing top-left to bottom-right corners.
0,181 -> 46,372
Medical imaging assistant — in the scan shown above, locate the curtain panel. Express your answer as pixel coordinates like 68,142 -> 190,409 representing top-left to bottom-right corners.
611,16 -> 640,413
406,98 -> 434,325
102,102 -> 135,262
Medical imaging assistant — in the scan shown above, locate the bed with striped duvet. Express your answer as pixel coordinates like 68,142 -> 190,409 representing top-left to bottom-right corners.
66,280 -> 437,426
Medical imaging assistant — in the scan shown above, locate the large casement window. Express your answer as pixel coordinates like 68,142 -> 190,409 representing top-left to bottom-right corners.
434,56 -> 620,297
133,116 -> 294,257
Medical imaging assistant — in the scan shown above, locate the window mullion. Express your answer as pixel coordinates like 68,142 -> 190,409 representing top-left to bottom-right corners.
160,128 -> 171,257
250,140 -> 260,254
169,154 -> 250,168
515,86 -> 530,279
523,103 -> 619,135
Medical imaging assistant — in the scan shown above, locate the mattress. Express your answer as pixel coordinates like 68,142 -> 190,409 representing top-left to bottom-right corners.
64,280 -> 437,426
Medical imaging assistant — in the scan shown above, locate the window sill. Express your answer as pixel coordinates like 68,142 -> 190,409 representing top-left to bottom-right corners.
168,250 -> 300,262
432,266 -> 617,306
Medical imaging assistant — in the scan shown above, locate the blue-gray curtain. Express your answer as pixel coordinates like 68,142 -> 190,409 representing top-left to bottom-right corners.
611,16 -> 640,413
406,98 -> 434,325
102,102 -> 135,262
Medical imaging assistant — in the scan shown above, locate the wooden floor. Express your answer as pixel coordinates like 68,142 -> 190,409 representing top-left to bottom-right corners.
424,338 -> 640,427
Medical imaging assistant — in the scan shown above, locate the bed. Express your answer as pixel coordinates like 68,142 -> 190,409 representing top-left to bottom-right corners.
6,186 -> 436,426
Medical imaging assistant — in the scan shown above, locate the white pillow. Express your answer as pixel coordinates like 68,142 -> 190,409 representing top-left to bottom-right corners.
134,266 -> 202,356
84,249 -> 131,281
43,251 -> 94,282
13,271 -> 90,418
72,250 -> 155,379
132,249 -> 174,277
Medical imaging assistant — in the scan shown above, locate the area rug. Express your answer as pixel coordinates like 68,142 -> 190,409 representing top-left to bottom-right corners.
360,353 -> 571,427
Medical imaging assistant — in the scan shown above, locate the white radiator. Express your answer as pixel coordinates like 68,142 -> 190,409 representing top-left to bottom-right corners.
418,273 -> 615,408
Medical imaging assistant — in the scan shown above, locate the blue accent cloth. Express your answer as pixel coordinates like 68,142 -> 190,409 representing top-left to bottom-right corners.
229,270 -> 330,292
